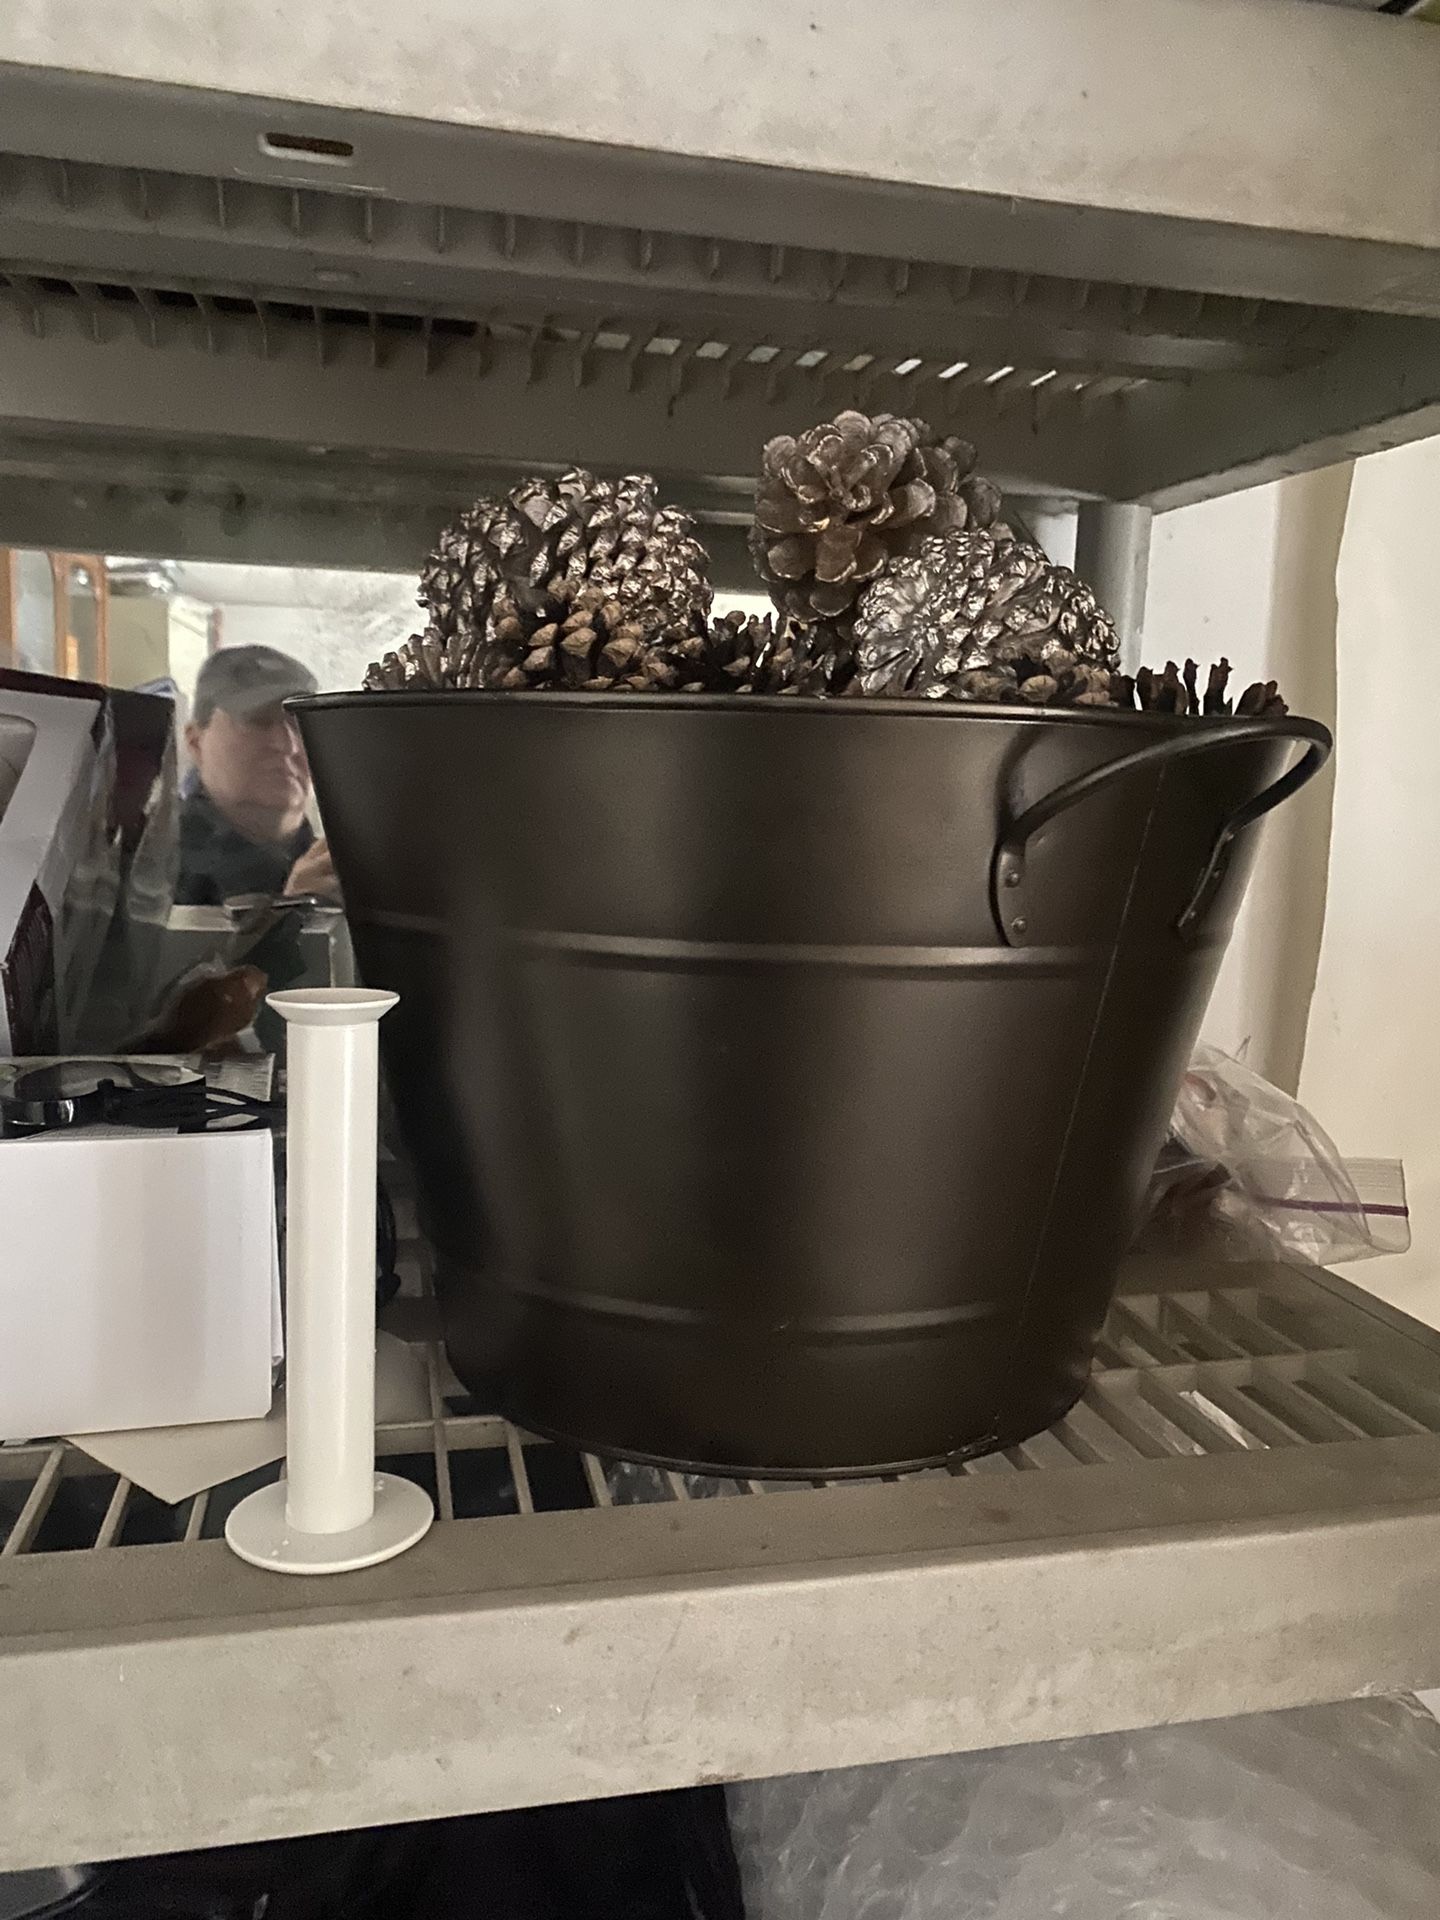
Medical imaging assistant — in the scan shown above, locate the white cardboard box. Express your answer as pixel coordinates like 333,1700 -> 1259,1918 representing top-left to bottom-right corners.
0,1128 -> 279,1441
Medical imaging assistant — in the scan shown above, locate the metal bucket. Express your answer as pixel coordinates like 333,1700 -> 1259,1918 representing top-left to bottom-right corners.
294,693 -> 1329,1475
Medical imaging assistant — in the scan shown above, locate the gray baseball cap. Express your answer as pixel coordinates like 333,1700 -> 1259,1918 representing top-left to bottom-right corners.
192,645 -> 318,724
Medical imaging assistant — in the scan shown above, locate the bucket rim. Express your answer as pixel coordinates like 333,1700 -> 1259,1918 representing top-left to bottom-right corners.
291,688 -> 1331,745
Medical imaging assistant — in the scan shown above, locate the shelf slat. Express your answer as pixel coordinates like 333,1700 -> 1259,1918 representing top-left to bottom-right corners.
4,3 -> 1440,538
6,0 -> 1440,313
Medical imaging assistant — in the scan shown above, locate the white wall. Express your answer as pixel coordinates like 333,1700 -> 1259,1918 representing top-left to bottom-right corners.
1299,437 -> 1440,1326
1146,472 -> 1347,1095
1146,488 -> 1281,696
1146,452 -> 1438,1328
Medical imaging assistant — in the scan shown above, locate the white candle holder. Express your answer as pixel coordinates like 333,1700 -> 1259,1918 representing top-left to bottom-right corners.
226,988 -> 434,1575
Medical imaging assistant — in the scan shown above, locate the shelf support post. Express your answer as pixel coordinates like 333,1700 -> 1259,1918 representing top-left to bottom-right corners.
1075,501 -> 1153,674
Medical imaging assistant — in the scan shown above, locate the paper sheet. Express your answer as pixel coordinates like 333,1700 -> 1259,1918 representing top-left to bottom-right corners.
68,1397 -> 286,1507
68,1332 -> 433,1505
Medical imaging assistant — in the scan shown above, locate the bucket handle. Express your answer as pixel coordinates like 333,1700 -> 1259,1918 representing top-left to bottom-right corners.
991,716 -> 1333,946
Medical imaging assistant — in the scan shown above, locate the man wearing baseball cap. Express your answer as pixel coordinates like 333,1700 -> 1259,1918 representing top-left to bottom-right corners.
176,644 -> 339,905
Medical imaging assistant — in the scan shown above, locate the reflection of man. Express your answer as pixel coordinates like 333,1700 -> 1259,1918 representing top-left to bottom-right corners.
176,646 -> 339,905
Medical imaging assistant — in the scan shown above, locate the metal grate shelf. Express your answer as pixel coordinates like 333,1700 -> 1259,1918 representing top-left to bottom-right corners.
5,1250 -> 1440,1871
6,1271 -> 1434,1555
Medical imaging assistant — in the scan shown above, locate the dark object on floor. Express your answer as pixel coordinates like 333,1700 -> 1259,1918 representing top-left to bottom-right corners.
59,1786 -> 743,1918
0,1865 -> 106,1919
79,1829 -> 407,1918
388,1789 -> 746,1920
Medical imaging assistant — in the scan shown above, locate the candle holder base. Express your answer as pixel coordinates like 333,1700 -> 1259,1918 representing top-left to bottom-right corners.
225,1473 -> 434,1575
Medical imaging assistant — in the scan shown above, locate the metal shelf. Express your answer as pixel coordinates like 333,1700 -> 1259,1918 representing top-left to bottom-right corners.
5,1250 -> 1440,1872
0,1 -> 1435,1879
2,0 -> 1440,565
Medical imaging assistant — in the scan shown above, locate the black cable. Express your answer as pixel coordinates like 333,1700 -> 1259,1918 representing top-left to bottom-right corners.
376,1175 -> 401,1310
1,1063 -> 280,1137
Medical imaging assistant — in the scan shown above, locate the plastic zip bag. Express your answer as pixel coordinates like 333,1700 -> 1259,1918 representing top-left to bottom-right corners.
1144,1044 -> 1408,1265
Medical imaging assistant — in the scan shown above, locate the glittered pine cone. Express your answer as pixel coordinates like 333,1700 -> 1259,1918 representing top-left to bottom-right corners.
748,410 -> 1002,632
415,467 -> 711,654
371,468 -> 712,691
697,609 -> 801,693
479,584 -> 655,690
364,630 -> 462,691
484,594 -> 807,694
853,529 -> 1121,700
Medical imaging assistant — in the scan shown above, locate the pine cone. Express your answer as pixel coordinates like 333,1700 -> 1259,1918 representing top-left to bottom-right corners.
1129,658 -> 1288,719
852,529 -> 1121,700
749,410 -> 1001,633
417,511 -> 501,667
697,609 -> 801,694
366,592 -> 807,697
484,593 -> 808,695
370,468 -> 713,692
481,583 -> 678,690
419,468 -> 711,647
364,632 -> 454,691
